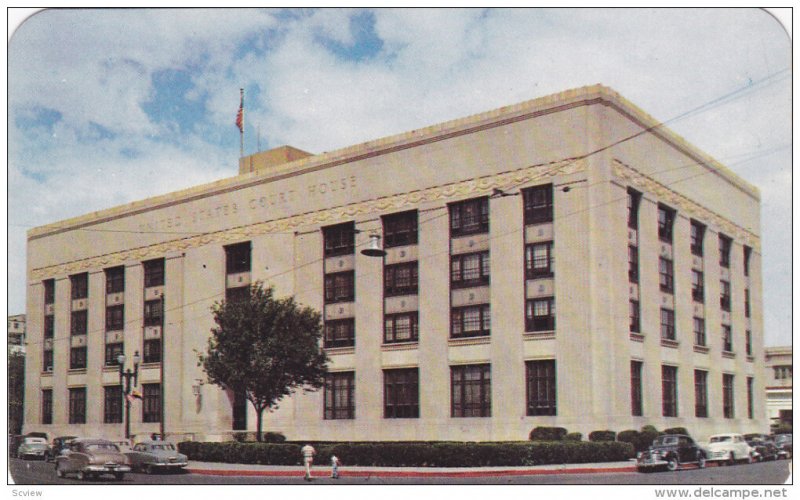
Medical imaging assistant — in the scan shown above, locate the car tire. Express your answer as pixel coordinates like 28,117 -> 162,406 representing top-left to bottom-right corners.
697,453 -> 706,469
666,457 -> 679,472
747,454 -> 754,464
114,472 -> 124,481
76,470 -> 86,481
145,464 -> 154,475
56,465 -> 65,478
727,453 -> 735,466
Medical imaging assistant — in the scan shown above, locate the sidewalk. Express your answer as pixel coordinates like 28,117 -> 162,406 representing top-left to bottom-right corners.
186,460 -> 638,478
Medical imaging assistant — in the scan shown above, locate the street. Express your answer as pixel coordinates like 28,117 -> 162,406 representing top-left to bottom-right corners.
8,458 -> 791,485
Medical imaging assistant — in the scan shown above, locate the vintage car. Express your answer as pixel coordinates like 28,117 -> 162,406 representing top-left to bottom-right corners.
45,436 -> 78,462
745,437 -> 779,462
703,433 -> 753,465
54,438 -> 131,480
17,437 -> 50,460
773,434 -> 792,459
636,434 -> 706,472
124,440 -> 188,474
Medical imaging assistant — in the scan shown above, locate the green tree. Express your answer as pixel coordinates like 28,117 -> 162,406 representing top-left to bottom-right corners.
8,350 -> 26,435
199,283 -> 329,442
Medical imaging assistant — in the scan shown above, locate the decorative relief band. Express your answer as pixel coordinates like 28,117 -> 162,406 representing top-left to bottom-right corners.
31,158 -> 586,280
612,160 -> 759,250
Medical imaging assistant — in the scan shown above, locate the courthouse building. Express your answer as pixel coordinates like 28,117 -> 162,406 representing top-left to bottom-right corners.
24,85 -> 767,442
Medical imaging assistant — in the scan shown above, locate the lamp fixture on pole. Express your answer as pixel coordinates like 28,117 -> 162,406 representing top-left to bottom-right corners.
118,350 -> 141,440
361,233 -> 387,257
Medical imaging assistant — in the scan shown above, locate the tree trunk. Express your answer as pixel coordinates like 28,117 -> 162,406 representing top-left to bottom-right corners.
256,406 -> 265,442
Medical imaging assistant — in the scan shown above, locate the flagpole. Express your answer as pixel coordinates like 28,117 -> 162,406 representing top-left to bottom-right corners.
239,88 -> 244,158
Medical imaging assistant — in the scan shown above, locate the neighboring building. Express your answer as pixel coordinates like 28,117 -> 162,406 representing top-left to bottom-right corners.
23,85 -> 767,443
8,314 -> 26,354
764,346 -> 792,429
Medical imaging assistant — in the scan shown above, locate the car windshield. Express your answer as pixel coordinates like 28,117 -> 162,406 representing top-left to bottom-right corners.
710,436 -> 732,443
151,444 -> 176,451
658,436 -> 678,446
86,443 -> 120,452
775,435 -> 792,444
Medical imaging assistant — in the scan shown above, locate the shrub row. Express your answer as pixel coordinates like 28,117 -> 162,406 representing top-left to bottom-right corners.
177,440 -> 635,467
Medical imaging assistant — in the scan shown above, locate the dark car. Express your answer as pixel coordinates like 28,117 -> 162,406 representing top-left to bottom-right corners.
746,438 -> 779,462
46,436 -> 78,462
773,434 -> 792,459
637,434 -> 706,472
54,438 -> 131,481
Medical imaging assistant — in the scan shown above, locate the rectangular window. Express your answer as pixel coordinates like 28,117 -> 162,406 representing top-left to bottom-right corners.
691,270 -> 704,302
745,330 -> 752,356
526,297 -> 556,332
44,279 -> 55,305
142,383 -> 161,423
70,273 -> 88,300
384,312 -> 419,343
744,289 -> 751,318
630,300 -> 641,333
526,360 -> 556,416
451,364 -> 491,418
660,308 -> 675,341
631,360 -> 643,417
225,286 -> 249,303
627,189 -> 641,230
658,204 -> 676,243
451,251 -> 490,288
323,222 -> 356,257
690,220 -> 705,256
521,241 -> 553,279
42,389 -> 53,425
722,324 -> 733,352
720,280 -> 731,311
324,318 -> 356,348
70,310 -> 88,336
628,245 -> 639,283
105,266 -> 125,294
659,257 -> 674,293
723,374 -> 735,419
104,385 -> 123,424
144,299 -> 163,326
70,346 -> 87,370
662,365 -> 678,417
225,241 -> 251,274
451,304 -> 491,338
385,262 -> 419,296
774,365 -> 792,380
695,370 -> 708,418
693,317 -> 706,346
324,372 -> 355,420
43,350 -> 53,372
743,246 -> 752,276
450,197 -> 489,236
44,315 -> 54,339
324,271 -> 355,303
383,210 -> 418,248
384,368 -> 419,418
719,234 -> 732,268
143,258 -> 165,288
523,184 -> 554,225
747,377 -> 754,419
105,342 -> 124,366
143,338 -> 162,364
105,304 -> 124,331
69,387 -> 87,424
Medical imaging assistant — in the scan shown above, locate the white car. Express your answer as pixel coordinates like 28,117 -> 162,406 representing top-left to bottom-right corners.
703,433 -> 753,465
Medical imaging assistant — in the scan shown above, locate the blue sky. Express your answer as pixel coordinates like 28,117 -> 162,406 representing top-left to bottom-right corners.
7,8 -> 792,346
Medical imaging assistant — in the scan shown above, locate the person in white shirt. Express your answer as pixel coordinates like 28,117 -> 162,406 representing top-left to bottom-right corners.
301,444 -> 316,481
330,454 -> 340,479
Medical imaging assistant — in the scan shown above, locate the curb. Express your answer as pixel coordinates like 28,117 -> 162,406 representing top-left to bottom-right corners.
186,465 -> 638,478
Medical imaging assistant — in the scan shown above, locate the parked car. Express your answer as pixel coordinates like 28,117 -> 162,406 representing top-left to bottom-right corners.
124,441 -> 188,474
636,434 -> 706,472
54,438 -> 131,480
17,437 -> 49,460
703,433 -> 753,465
9,435 -> 25,458
745,436 -> 779,462
45,436 -> 78,462
773,434 -> 792,459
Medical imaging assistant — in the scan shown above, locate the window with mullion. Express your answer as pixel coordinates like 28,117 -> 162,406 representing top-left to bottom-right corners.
747,377 -> 754,419
385,262 -> 418,296
658,204 -> 676,243
659,258 -> 674,293
694,370 -> 708,418
743,246 -> 752,276
451,304 -> 490,338
143,338 -> 162,364
324,318 -> 355,348
105,342 -> 124,366
142,383 -> 161,423
720,280 -> 731,311
324,372 -> 355,420
383,210 -> 418,248
43,350 -> 53,371
631,360 -> 643,416
722,374 -> 735,419
451,251 -> 490,288
324,271 -> 355,303
70,310 -> 88,336
42,389 -> 53,425
384,312 -> 419,343
690,220 -> 705,256
69,387 -> 87,424
627,189 -> 641,229
70,346 -> 87,370
662,365 -> 678,417
323,222 -> 356,257
451,364 -> 491,418
225,285 -> 250,303
744,289 -> 751,318
143,258 -> 165,288
660,308 -> 675,341
526,242 -> 554,279
106,304 -> 124,331
225,242 -> 252,274
384,368 -> 419,418
525,297 -> 555,332
450,197 -> 489,237
526,360 -> 556,416
745,330 -> 752,356
44,315 -> 54,339
693,317 -> 706,346
691,270 -> 704,302
719,234 -> 732,268
104,385 -> 123,423
105,266 -> 125,294
523,184 -> 553,225
722,324 -> 733,352
44,279 -> 55,305
70,273 -> 88,300
628,246 -> 639,283
144,299 -> 163,326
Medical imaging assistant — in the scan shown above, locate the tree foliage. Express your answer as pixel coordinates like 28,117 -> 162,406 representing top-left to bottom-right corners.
199,283 -> 329,441
8,350 -> 26,435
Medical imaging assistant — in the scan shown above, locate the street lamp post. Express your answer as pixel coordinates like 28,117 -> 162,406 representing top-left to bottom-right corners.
117,351 -> 140,441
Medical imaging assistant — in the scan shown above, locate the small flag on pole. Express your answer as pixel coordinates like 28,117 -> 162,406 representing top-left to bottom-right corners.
127,389 -> 143,403
235,90 -> 244,133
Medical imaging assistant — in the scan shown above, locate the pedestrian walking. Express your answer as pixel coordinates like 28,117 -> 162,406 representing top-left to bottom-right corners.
330,454 -> 340,479
301,443 -> 316,481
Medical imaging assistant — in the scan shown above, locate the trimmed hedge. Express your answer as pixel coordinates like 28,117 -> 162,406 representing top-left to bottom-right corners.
564,432 -> 582,442
177,440 -> 634,467
529,427 -> 568,441
663,427 -> 689,436
589,430 -> 616,442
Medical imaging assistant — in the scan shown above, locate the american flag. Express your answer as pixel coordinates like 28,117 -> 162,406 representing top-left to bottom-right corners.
235,90 -> 244,133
